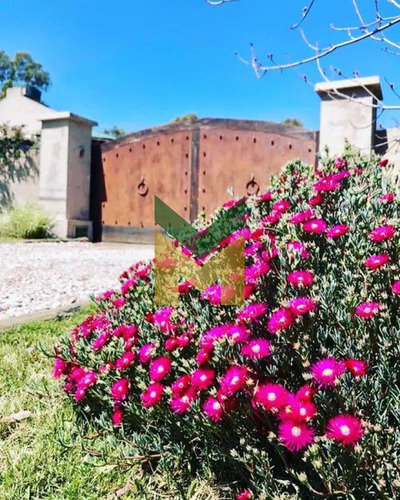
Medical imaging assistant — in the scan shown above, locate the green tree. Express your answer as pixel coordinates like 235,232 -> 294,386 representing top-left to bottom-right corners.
172,113 -> 198,123
103,126 -> 126,139
281,118 -> 304,127
0,51 -> 51,98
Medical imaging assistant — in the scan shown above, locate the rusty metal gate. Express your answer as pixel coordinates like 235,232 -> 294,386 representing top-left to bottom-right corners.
91,119 -> 317,243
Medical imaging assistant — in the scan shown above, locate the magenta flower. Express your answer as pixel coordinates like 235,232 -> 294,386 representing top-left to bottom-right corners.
280,395 -> 317,422
253,383 -> 289,411
303,218 -> 327,234
141,382 -> 164,407
115,351 -> 135,371
278,420 -> 315,451
309,193 -> 324,206
272,199 -> 291,213
203,397 -> 224,422
241,338 -> 271,359
111,378 -> 130,401
152,307 -> 176,333
335,157 -> 347,169
138,343 -> 156,364
286,270 -> 315,288
237,490 -> 253,500
286,241 -> 310,259
327,224 -> 349,238
268,308 -> 294,334
245,260 -> 270,283
355,301 -> 380,319
228,324 -> 251,343
392,280 -> 400,294
369,225 -> 396,242
149,356 -> 172,381
296,385 -> 315,402
219,366 -> 248,396
78,371 -> 98,389
288,296 -> 317,316
53,358 -> 68,379
191,367 -> 215,390
91,331 -> 111,351
170,388 -> 197,415
379,193 -> 395,203
290,209 -> 315,225
237,303 -> 267,323
171,374 -> 191,395
311,358 -> 346,387
345,359 -> 368,377
112,405 -> 124,427
326,415 -> 364,446
364,253 -> 390,270
314,175 -> 341,193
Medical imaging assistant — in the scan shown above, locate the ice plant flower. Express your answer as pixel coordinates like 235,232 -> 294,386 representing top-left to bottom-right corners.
141,382 -> 164,407
149,356 -> 172,381
280,395 -> 317,422
219,366 -> 248,396
203,397 -> 224,422
355,302 -> 380,319
311,358 -> 346,387
278,420 -> 315,451
138,343 -> 156,364
364,253 -> 390,270
237,490 -> 253,500
191,367 -> 215,390
268,308 -> 294,334
345,359 -> 368,377
326,415 -> 364,446
241,338 -> 271,359
379,193 -> 395,203
115,351 -> 135,371
112,405 -> 124,427
303,218 -> 327,234
237,303 -> 267,323
253,383 -> 289,411
286,241 -> 310,259
309,193 -> 324,206
53,358 -> 68,379
228,324 -> 251,343
272,199 -> 290,213
152,307 -> 176,333
327,224 -> 349,238
170,388 -> 197,414
286,270 -> 315,288
296,385 -> 315,402
288,296 -> 317,316
111,378 -> 130,401
171,374 -> 191,395
369,225 -> 396,242
392,280 -> 400,294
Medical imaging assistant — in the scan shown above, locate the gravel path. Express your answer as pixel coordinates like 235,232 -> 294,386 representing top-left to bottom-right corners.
0,241 -> 154,320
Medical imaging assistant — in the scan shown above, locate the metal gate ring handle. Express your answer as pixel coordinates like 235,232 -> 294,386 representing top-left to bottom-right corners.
246,173 -> 259,195
138,177 -> 149,197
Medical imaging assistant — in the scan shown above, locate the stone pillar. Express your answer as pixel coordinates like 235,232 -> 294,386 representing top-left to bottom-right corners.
315,76 -> 383,157
39,112 -> 97,239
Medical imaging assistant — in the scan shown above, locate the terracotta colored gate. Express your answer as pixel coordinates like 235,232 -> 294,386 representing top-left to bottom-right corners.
92,119 -> 317,243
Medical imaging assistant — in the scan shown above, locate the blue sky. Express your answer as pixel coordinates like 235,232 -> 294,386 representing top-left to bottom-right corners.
1,0 -> 399,133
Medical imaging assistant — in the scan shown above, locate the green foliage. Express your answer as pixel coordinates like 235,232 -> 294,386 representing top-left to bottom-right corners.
0,50 -> 51,98
103,126 -> 126,139
173,113 -> 198,123
281,118 -> 304,127
0,203 -> 53,239
53,151 -> 400,499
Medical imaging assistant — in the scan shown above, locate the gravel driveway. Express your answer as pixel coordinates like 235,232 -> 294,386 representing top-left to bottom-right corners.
0,241 -> 154,320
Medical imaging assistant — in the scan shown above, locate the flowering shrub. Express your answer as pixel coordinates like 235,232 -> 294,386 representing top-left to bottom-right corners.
53,150 -> 400,499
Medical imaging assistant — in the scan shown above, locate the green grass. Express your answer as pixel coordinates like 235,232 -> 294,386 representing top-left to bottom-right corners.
0,308 -> 219,500
0,204 -> 53,240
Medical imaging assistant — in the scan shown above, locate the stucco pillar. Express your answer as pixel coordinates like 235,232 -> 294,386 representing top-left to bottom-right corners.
315,76 -> 383,157
39,112 -> 97,239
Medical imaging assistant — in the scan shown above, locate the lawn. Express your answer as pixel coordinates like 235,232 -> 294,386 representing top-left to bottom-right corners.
0,307 -> 218,500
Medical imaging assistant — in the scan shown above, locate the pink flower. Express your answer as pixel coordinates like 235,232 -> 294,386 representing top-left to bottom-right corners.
345,359 -> 368,377
219,366 -> 248,396
286,270 -> 315,288
369,225 -> 396,242
115,351 -> 135,371
237,490 -> 253,500
171,374 -> 192,395
326,415 -> 364,446
278,420 -> 315,451
327,224 -> 349,238
237,303 -> 267,323
272,199 -> 290,213
78,371 -> 98,389
290,209 -> 315,225
335,157 -> 347,169
311,358 -> 346,387
309,193 -> 324,206
152,307 -> 176,333
296,385 -> 315,402
149,356 -> 172,381
258,190 -> 273,202
241,338 -> 271,359
91,331 -> 111,351
314,175 -> 341,193
364,253 -> 390,270
392,280 -> 400,294
53,358 -> 68,379
263,210 -> 282,225
138,343 -> 156,363
268,308 -> 294,334
112,297 -> 125,309
170,388 -> 197,414
303,219 -> 327,234
286,241 -> 310,259
203,397 -> 224,422
112,405 -> 124,427
141,382 -> 164,407
228,324 -> 251,343
280,395 -> 317,422
74,386 -> 87,402
253,383 -> 289,411
196,348 -> 213,365
289,296 -> 317,316
111,378 -> 130,401
245,260 -> 270,283
355,301 -> 380,319
379,158 -> 389,167
191,368 -> 215,390
379,193 -> 395,203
